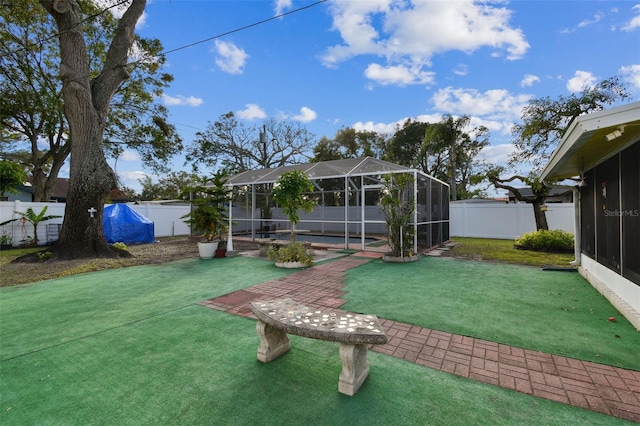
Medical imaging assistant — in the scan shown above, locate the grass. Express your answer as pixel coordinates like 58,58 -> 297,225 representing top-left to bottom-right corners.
2,307 -> 627,425
449,236 -> 575,267
1,293 -> 630,425
0,240 -> 637,424
343,256 -> 640,370
0,246 -> 41,258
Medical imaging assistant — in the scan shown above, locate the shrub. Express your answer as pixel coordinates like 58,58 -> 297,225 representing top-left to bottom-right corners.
267,241 -> 314,266
111,242 -> 128,251
514,230 -> 574,253
37,251 -> 53,261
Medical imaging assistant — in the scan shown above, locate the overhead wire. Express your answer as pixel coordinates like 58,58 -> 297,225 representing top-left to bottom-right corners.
161,0 -> 328,56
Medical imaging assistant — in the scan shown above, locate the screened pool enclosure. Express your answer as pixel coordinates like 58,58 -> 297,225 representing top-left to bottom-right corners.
224,157 -> 450,252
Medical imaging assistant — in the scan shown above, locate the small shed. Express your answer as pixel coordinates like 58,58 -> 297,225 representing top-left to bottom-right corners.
103,204 -> 154,244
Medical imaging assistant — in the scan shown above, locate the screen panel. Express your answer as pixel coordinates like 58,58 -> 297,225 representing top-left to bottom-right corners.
580,168 -> 596,259
621,142 -> 640,285
595,155 -> 621,272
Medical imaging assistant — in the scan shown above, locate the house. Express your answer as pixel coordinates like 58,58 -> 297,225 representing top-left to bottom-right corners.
5,178 -> 132,203
540,101 -> 640,330
3,178 -> 69,202
506,187 -> 573,203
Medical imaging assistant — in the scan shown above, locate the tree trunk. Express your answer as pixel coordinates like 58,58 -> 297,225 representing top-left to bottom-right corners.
57,124 -> 117,258
40,0 -> 146,259
532,201 -> 549,231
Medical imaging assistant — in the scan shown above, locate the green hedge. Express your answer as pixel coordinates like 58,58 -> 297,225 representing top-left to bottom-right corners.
514,230 -> 574,253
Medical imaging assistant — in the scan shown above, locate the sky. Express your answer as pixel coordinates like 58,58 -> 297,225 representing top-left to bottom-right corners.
105,0 -> 640,194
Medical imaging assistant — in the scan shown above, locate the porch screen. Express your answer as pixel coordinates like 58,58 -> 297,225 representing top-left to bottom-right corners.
621,142 -> 640,285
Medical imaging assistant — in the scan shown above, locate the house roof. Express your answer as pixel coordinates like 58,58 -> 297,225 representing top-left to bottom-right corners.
225,156 -> 447,186
507,187 -> 573,199
540,101 -> 640,181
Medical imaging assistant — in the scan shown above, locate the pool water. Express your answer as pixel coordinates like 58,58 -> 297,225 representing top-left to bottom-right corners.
256,233 -> 377,245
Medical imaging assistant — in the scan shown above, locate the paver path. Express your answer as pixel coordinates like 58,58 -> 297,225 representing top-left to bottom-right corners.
199,256 -> 640,423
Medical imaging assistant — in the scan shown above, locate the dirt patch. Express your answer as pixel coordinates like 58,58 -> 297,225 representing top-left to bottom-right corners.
0,237 -> 258,287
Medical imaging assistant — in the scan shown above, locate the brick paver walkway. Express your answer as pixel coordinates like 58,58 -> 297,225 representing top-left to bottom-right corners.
199,256 -> 640,423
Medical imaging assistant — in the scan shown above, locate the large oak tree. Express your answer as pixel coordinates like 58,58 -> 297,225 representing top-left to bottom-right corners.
1,0 -> 180,202
37,0 -> 148,259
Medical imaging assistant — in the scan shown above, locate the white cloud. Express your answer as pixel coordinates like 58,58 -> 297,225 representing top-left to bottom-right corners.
162,94 -> 203,107
364,63 -> 435,86
352,120 -> 398,135
566,70 -> 598,92
237,103 -> 266,120
431,86 -> 531,123
621,5 -> 640,31
620,64 -> 640,90
481,143 -> 515,165
578,12 -> 605,29
352,109 -> 520,141
322,0 -> 529,81
213,40 -> 249,74
274,0 -> 292,16
292,107 -> 317,123
453,64 -> 468,77
118,170 -> 149,186
561,10 -> 612,33
119,150 -> 140,162
92,0 -> 147,28
352,113 -> 443,136
520,74 -> 540,87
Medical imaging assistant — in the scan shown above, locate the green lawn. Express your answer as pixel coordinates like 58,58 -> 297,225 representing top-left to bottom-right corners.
343,256 -> 639,370
0,306 -> 629,425
0,254 -> 637,425
449,236 -> 575,267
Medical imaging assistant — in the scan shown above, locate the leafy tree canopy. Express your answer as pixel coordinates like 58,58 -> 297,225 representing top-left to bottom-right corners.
311,127 -> 386,162
1,0 -> 182,201
0,159 -> 27,196
139,171 -> 200,201
510,76 -> 630,168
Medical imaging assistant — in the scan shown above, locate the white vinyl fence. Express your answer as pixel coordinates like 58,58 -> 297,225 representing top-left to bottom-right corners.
449,202 -> 575,240
0,201 -> 190,247
1,200 -> 575,247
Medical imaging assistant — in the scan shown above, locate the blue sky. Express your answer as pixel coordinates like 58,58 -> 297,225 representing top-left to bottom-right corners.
108,0 -> 640,193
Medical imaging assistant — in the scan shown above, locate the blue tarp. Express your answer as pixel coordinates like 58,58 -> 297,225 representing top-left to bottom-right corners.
103,204 -> 154,244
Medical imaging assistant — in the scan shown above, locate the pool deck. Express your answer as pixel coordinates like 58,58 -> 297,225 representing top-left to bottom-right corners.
233,235 -> 389,253
199,254 -> 640,423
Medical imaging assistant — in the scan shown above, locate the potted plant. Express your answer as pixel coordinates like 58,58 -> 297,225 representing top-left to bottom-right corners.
181,171 -> 230,259
379,173 -> 418,262
270,170 -> 317,267
215,222 -> 229,258
267,241 -> 314,268
0,232 -> 13,250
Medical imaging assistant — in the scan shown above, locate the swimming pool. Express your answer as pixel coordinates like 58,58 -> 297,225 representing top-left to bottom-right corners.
253,233 -> 378,245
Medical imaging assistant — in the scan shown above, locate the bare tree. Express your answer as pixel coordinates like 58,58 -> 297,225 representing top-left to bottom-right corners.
186,112 -> 315,173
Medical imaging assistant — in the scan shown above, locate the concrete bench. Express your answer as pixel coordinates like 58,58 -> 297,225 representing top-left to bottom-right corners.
255,238 -> 276,256
249,298 -> 388,396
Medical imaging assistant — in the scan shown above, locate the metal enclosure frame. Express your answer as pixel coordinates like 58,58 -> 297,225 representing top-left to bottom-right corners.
224,157 -> 450,252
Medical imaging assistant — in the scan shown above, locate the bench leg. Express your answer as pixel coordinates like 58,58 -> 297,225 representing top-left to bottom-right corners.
255,321 -> 290,362
338,343 -> 370,396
